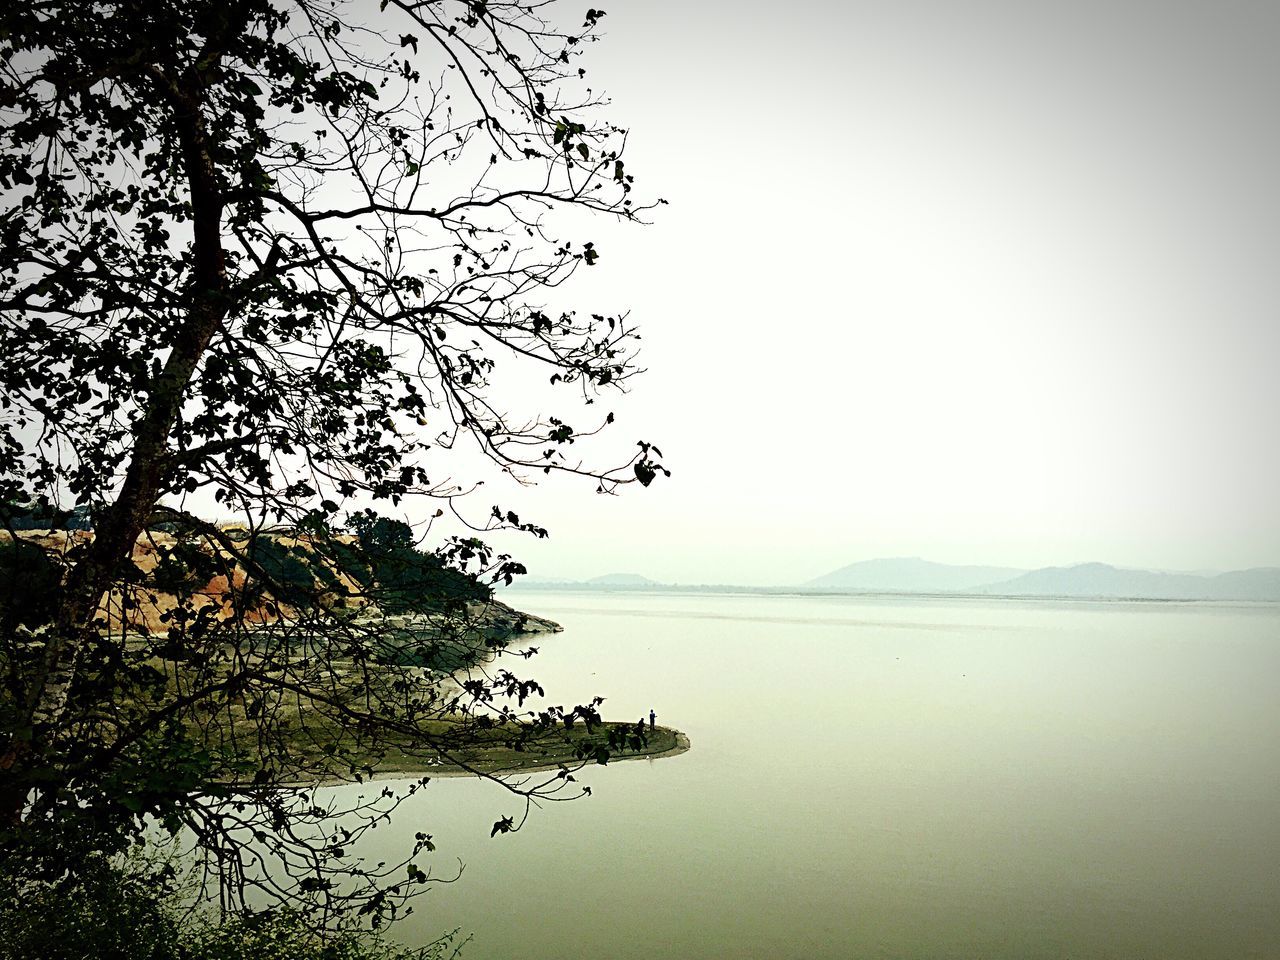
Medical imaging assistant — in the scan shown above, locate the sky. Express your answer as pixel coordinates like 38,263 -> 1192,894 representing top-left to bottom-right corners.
457,0 -> 1280,585
365,0 -> 1280,585
456,0 -> 1280,585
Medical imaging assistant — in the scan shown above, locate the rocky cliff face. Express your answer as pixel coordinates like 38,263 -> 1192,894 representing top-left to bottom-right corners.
1,530 -> 558,640
465,598 -> 562,636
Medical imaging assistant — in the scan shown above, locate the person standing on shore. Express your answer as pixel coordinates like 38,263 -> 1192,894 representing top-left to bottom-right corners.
649,709 -> 656,731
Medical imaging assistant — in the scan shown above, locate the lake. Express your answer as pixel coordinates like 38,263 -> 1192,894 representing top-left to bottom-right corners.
326,591 -> 1280,959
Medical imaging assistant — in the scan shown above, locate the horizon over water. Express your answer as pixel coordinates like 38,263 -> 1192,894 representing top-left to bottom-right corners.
510,556 -> 1280,599
327,591 -> 1280,959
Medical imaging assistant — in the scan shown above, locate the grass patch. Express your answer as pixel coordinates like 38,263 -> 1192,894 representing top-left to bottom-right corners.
228,708 -> 685,781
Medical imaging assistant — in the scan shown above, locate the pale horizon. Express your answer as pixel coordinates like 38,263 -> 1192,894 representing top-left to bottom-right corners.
419,0 -> 1280,586
509,555 -> 1276,588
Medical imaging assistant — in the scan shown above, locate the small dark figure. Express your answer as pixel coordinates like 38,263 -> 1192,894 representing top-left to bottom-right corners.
648,709 -> 656,731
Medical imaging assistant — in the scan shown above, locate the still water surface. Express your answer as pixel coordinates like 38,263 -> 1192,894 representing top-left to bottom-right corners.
328,591 -> 1280,959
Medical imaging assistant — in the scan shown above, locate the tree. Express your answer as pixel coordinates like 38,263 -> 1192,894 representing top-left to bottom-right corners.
0,0 -> 667,925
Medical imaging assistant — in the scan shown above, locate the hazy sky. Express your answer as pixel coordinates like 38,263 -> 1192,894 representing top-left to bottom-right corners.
443,1 -> 1280,584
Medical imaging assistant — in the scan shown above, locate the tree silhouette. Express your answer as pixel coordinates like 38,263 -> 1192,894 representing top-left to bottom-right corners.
0,0 -> 667,923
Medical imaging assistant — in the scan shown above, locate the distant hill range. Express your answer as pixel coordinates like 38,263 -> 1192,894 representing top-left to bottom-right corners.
586,573 -> 659,587
804,558 -> 1280,601
970,562 -> 1280,601
509,558 -> 1280,602
510,572 -> 661,590
804,557 -> 1025,593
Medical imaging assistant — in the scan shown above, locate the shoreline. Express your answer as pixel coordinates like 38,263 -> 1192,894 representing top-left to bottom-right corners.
294,728 -> 691,788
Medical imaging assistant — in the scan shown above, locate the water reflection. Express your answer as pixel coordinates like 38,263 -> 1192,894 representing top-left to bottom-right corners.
323,593 -> 1280,960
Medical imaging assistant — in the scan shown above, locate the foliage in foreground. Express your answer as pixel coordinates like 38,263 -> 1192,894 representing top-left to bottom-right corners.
0,0 -> 669,931
0,857 -> 457,960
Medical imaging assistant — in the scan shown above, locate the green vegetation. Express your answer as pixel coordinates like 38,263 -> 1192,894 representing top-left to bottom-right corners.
239,518 -> 490,618
0,0 -> 672,946
0,538 -> 61,627
247,538 -> 320,610
0,858 -> 456,960
345,514 -> 490,615
276,715 -> 686,781
423,722 -> 685,776
0,498 -> 94,532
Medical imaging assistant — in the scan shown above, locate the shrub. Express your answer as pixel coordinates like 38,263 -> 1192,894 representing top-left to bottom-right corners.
0,856 -> 458,960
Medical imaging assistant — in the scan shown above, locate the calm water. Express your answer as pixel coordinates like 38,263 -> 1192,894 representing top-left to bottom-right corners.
327,591 -> 1280,959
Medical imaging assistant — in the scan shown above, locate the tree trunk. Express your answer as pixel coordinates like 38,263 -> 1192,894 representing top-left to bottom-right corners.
0,67 -> 229,826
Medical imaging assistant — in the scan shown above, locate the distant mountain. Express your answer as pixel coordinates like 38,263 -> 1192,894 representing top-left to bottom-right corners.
504,572 -> 662,590
804,557 -> 1026,593
976,563 -> 1280,601
801,557 -> 1280,601
584,573 -> 660,587
1208,568 -> 1280,600
504,561 -> 1280,602
504,576 -> 579,589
